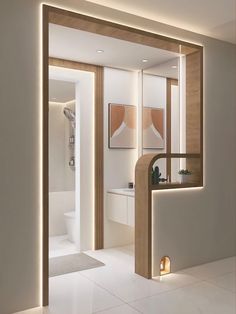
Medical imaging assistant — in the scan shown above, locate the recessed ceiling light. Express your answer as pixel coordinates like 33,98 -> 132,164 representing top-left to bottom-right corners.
172,65 -> 177,69
96,49 -> 104,53
52,97 -> 57,101
142,59 -> 148,63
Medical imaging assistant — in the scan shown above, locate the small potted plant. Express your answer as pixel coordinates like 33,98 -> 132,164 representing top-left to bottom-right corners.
178,169 -> 192,184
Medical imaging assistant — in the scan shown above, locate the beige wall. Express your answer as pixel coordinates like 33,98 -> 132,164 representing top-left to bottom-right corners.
0,0 -> 235,313
153,39 -> 236,275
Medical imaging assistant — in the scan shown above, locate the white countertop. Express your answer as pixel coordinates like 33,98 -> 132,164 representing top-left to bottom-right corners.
107,188 -> 135,197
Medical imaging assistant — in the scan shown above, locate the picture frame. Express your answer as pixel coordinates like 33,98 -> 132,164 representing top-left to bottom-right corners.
143,107 -> 164,149
109,103 -> 136,149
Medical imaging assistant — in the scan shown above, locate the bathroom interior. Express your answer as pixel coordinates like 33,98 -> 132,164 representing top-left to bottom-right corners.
48,20 -> 201,276
49,76 -> 76,257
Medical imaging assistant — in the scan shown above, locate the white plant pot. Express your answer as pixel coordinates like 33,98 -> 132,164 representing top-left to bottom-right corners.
180,175 -> 191,184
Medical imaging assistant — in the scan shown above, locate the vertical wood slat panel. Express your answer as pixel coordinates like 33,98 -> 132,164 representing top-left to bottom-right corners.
186,51 -> 201,153
166,79 -> 172,180
186,50 -> 203,184
94,67 -> 104,249
166,79 -> 178,181
135,154 -> 156,278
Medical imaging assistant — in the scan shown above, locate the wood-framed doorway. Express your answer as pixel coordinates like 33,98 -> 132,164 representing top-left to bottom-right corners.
48,56 -> 104,251
43,10 -> 104,305
42,4 -> 203,306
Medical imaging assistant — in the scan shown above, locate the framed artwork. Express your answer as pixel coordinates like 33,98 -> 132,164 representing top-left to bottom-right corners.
143,107 -> 164,149
109,103 -> 136,149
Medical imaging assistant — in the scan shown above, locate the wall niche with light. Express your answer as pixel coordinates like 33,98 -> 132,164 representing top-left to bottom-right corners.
160,256 -> 171,275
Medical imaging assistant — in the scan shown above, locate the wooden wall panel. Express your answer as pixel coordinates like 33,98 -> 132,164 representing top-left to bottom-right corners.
186,50 -> 203,184
166,79 -> 178,181
135,154 -> 155,278
186,51 -> 201,153
94,67 -> 104,250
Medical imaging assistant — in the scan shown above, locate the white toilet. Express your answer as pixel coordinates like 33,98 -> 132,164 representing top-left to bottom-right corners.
64,211 -> 76,243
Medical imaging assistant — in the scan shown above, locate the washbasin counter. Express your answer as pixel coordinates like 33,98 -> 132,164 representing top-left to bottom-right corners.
107,188 -> 135,197
107,188 -> 135,227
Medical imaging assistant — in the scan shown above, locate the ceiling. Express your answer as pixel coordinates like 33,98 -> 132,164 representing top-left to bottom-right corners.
49,79 -> 75,102
145,58 -> 179,79
85,0 -> 236,44
49,23 -> 179,72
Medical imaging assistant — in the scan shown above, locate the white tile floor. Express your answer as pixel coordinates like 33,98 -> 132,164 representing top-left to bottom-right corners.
16,246 -> 236,314
49,235 -> 78,258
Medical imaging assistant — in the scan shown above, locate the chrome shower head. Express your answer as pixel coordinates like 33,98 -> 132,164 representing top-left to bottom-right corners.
63,107 -> 75,121
63,107 -> 76,128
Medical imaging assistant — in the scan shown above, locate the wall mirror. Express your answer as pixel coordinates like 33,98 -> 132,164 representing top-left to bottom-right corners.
142,51 -> 202,186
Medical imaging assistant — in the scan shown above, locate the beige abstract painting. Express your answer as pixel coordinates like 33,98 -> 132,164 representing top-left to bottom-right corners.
109,103 -> 136,148
143,107 -> 164,149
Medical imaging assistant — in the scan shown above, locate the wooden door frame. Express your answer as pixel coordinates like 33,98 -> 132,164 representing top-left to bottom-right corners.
48,56 -> 104,250
42,4 -> 203,306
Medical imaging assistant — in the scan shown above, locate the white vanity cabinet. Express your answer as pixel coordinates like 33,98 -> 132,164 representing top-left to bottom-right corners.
127,196 -> 135,227
107,190 -> 135,227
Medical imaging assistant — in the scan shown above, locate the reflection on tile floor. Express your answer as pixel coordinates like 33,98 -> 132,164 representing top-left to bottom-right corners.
49,235 -> 78,258
16,246 -> 236,314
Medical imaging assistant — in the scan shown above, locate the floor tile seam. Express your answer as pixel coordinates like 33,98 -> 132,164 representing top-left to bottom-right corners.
80,271 -> 206,304
79,270 -> 151,311
92,302 -> 143,314
92,304 -> 127,314
206,270 -> 235,280
179,269 -> 234,281
54,268 -> 126,306
124,301 -> 143,313
79,271 -> 131,304
203,278 -> 236,295
125,278 -> 208,304
129,297 -> 204,314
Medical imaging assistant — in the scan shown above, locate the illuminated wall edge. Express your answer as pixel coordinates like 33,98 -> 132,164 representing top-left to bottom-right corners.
152,186 -> 204,194
41,2 -> 204,48
39,3 -> 43,307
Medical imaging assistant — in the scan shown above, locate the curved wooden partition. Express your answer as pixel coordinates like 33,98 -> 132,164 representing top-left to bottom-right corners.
135,153 -> 201,278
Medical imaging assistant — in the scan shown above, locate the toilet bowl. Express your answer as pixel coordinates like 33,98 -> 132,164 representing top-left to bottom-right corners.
64,211 -> 76,243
